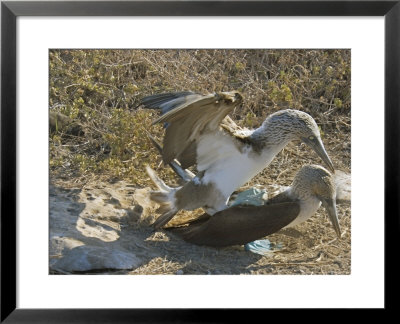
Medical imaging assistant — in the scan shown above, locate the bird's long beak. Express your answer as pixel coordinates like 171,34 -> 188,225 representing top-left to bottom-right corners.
321,198 -> 342,238
305,137 -> 335,173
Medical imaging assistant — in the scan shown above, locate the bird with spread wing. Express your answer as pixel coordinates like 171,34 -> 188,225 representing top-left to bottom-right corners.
146,138 -> 349,247
141,91 -> 334,229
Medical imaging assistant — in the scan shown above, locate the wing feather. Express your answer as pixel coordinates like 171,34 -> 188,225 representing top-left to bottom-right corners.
142,91 -> 243,167
141,91 -> 197,114
167,202 -> 300,247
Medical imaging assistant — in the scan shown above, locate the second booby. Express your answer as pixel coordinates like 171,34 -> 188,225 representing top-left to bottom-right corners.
155,165 -> 342,247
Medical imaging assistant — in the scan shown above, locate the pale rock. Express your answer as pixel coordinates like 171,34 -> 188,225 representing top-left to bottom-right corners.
51,245 -> 143,272
49,182 -> 156,273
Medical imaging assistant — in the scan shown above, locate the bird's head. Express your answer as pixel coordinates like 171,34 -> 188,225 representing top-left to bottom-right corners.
291,165 -> 341,238
264,109 -> 334,172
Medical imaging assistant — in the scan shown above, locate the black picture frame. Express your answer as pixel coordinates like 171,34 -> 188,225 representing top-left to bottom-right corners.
1,0 -> 398,322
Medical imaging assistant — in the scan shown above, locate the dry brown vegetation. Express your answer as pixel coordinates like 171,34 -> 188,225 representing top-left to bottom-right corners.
50,49 -> 351,275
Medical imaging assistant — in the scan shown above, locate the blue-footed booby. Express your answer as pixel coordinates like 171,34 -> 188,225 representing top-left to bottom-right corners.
166,165 -> 342,247
141,91 -> 334,229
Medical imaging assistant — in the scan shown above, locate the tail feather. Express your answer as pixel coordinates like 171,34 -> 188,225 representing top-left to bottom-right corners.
150,191 -> 170,204
152,209 -> 179,229
145,165 -> 170,192
156,204 -> 173,215
146,165 -> 179,229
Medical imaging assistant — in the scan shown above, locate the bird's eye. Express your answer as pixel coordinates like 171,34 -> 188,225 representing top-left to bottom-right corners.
308,135 -> 315,140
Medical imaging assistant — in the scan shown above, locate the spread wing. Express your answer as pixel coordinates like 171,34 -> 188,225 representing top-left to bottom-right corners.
147,133 -> 195,183
167,202 -> 300,247
220,115 -> 253,139
141,91 -> 243,168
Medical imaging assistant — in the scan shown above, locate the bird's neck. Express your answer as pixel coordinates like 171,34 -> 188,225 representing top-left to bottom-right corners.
250,123 -> 297,151
285,187 -> 321,227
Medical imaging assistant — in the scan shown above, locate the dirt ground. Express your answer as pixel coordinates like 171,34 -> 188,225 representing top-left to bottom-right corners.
50,137 -> 351,275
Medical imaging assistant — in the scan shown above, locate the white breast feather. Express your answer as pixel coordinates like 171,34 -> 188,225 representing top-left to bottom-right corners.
197,132 -> 280,200
197,133 -> 238,172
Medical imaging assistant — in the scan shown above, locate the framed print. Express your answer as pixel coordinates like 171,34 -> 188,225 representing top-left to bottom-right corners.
1,0 -> 398,321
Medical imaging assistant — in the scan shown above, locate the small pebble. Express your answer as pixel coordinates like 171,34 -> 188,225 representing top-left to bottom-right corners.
176,270 -> 184,275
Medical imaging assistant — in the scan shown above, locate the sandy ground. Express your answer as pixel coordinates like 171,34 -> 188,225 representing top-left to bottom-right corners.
50,163 -> 351,275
